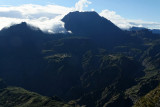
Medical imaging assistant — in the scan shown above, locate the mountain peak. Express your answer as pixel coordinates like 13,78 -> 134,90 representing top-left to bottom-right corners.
0,22 -> 44,48
1,22 -> 40,33
64,11 -> 100,18
20,22 -> 27,26
62,11 -> 122,36
9,22 -> 28,30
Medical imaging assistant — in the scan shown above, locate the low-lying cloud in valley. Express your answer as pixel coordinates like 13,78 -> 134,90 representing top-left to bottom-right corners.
0,0 -> 159,33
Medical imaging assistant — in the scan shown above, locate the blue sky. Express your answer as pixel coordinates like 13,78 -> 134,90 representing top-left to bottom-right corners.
0,0 -> 159,32
0,0 -> 160,22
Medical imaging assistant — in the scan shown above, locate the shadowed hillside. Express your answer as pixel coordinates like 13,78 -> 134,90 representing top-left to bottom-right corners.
0,11 -> 160,107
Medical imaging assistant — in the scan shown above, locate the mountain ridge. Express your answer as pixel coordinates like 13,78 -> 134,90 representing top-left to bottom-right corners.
0,11 -> 160,107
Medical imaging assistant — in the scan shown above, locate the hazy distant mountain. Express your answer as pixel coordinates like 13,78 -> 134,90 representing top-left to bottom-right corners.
151,29 -> 160,34
130,26 -> 160,34
0,11 -> 160,107
129,27 -> 147,31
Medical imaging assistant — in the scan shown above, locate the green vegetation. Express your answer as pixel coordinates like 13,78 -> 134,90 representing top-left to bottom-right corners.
0,87 -> 72,107
44,53 -> 71,63
134,85 -> 160,107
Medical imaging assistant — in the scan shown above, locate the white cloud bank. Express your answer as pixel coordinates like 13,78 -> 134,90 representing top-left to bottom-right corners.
0,0 -> 159,33
75,0 -> 92,11
0,0 -> 93,33
0,4 -> 75,33
100,9 -> 160,30
100,10 -> 131,29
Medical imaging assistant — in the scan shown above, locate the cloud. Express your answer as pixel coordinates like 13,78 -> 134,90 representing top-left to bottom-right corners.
0,4 -> 72,17
0,4 -> 74,33
0,1 -> 159,34
75,0 -> 92,11
128,20 -> 160,29
0,0 -> 92,33
100,9 -> 160,30
100,9 -> 131,29
0,11 -> 23,18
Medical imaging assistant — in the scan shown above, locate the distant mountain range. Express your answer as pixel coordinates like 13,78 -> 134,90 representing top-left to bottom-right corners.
150,29 -> 160,34
0,11 -> 160,107
130,26 -> 160,34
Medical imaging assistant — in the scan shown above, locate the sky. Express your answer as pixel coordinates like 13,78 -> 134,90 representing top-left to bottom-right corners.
0,0 -> 160,33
